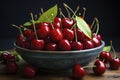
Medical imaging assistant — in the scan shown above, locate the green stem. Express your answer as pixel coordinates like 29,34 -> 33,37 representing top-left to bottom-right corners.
82,65 -> 96,69
72,6 -> 80,18
95,18 -> 99,35
64,4 -> 71,18
63,3 -> 75,15
82,7 -> 86,19
91,18 -> 96,29
110,41 -> 116,59
30,13 -> 38,39
59,8 -> 65,18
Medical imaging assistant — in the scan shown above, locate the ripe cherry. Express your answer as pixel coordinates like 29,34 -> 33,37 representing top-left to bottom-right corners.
23,29 -> 32,38
37,25 -> 50,39
31,39 -> 44,50
62,18 -> 74,29
6,62 -> 18,74
99,51 -> 112,63
92,37 -> 101,47
6,54 -> 16,62
54,17 -> 61,23
49,28 -> 63,42
58,39 -> 71,51
23,65 -> 36,78
0,51 -> 9,61
71,41 -> 83,50
62,28 -> 74,41
16,34 -> 25,47
72,64 -> 86,79
109,58 -> 120,70
83,40 -> 94,49
93,60 -> 106,75
45,43 -> 57,51
50,22 -> 61,29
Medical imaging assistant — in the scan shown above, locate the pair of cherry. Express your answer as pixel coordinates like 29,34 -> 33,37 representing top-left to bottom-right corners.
72,59 -> 106,79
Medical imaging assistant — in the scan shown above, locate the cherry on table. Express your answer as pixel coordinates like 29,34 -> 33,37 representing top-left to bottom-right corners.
99,51 -> 112,63
109,58 -> 120,70
23,65 -> 36,78
72,64 -> 86,79
93,60 -> 106,75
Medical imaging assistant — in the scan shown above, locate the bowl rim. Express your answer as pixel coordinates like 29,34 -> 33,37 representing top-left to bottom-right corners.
14,41 -> 105,54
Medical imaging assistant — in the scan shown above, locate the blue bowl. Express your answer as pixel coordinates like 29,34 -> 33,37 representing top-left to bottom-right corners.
14,41 -> 105,71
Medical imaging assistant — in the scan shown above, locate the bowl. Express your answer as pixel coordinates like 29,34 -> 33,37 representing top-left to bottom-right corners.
14,41 -> 105,71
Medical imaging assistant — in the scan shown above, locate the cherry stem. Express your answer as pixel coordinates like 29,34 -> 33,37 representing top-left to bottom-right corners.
72,6 -> 80,18
91,18 -> 96,29
41,8 -> 54,30
63,3 -> 75,16
63,4 -> 71,18
30,13 -> 38,39
110,41 -> 116,59
82,7 -> 86,19
95,18 -> 99,35
59,8 -> 65,18
11,24 -> 24,37
82,65 -> 96,69
74,26 -> 78,42
34,14 -> 38,20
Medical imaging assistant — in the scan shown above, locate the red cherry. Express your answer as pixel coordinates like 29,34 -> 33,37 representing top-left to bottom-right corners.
76,29 -> 89,42
83,40 -> 94,49
23,65 -> 36,78
62,28 -> 74,41
23,29 -> 32,38
6,54 -> 15,62
92,37 -> 101,47
16,34 -> 25,47
37,25 -> 50,39
62,18 -> 74,29
53,22 -> 61,29
27,32 -> 36,42
72,64 -> 86,79
49,28 -> 63,42
93,60 -> 106,75
93,33 -> 102,42
109,58 -> 120,70
35,22 -> 49,29
58,39 -> 71,51
54,17 -> 61,23
71,41 -> 83,50
99,51 -> 112,63
44,37 -> 53,44
23,41 -> 31,49
6,62 -> 18,74
31,39 -> 44,50
45,43 -> 57,51
0,52 -> 9,61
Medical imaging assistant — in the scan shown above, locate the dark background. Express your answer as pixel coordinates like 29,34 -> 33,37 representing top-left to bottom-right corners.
0,0 -> 120,51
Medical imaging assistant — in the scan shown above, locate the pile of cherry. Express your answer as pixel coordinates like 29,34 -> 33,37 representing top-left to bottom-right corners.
0,47 -> 120,79
13,4 -> 102,51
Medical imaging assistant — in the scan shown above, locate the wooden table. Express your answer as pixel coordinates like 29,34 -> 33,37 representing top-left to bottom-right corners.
0,53 -> 120,80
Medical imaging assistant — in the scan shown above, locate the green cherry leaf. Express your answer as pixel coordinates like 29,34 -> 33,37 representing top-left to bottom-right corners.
36,4 -> 58,23
23,21 -> 32,26
76,16 -> 92,39
102,46 -> 111,52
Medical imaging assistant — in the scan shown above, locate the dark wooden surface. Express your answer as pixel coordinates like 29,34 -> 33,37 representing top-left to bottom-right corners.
0,53 -> 120,80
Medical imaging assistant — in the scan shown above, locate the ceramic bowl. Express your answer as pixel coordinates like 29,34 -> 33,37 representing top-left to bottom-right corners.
14,41 -> 105,71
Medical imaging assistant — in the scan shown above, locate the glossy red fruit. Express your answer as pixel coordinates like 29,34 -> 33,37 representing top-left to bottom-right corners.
31,39 -> 44,50
71,41 -> 83,50
0,52 -> 9,61
76,29 -> 89,42
37,25 -> 50,39
92,37 -> 101,47
49,28 -> 63,42
58,39 -> 71,51
62,18 -> 74,29
93,33 -> 102,42
54,17 -> 61,23
23,65 -> 36,78
23,29 -> 32,38
72,64 -> 86,79
23,41 -> 31,49
6,62 -> 18,74
62,28 -> 74,41
109,58 -> 120,70
83,40 -> 94,49
6,54 -> 15,62
35,22 -> 49,29
93,60 -> 106,75
45,43 -> 57,51
27,32 -> 36,42
16,34 -> 25,47
99,51 -> 112,63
